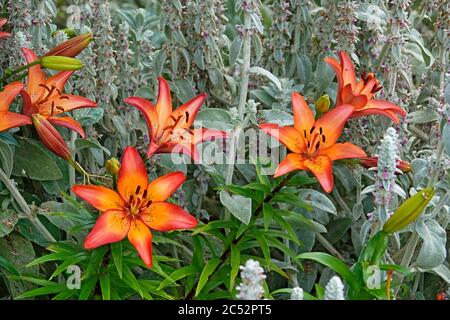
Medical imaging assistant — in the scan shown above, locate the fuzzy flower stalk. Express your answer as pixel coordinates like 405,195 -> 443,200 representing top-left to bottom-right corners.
324,276 -> 345,300
363,127 -> 406,227
236,259 -> 266,300
290,287 -> 304,300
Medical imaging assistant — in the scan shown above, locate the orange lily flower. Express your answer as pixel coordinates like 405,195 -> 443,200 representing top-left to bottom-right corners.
0,19 -> 10,39
324,51 -> 406,124
72,146 -> 198,268
0,48 -> 96,158
260,93 -> 367,193
124,77 -> 228,162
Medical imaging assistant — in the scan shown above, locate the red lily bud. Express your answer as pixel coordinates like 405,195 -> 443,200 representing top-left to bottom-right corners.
32,114 -> 72,160
359,157 -> 411,173
0,18 -> 10,39
43,33 -> 93,58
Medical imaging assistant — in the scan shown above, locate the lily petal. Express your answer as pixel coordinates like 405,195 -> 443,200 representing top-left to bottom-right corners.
339,51 -> 357,89
291,92 -> 315,137
155,77 -> 172,128
259,123 -> 304,153
20,90 -> 38,116
351,108 -> 401,124
46,71 -> 73,93
128,219 -> 153,268
366,99 -> 406,117
124,96 -> 160,139
192,128 -> 228,145
313,104 -> 353,148
0,82 -> 24,112
274,153 -> 306,178
141,202 -> 197,232
324,56 -> 344,105
303,155 -> 334,193
48,116 -> 86,138
38,94 -> 96,115
318,142 -> 367,161
84,210 -> 130,249
147,141 -> 160,158
72,185 -> 126,212
117,146 -> 149,201
146,171 -> 185,202
169,93 -> 206,129
341,84 -> 368,109
0,111 -> 32,132
22,48 -> 46,103
156,141 -> 200,163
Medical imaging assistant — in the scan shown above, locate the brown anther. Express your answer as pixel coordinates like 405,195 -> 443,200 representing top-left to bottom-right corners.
142,189 -> 148,199
315,141 -> 320,151
307,141 -> 310,148
319,127 -> 323,135
135,185 -> 141,195
185,111 -> 190,123
59,95 -> 70,100
309,126 -> 315,134
303,130 -> 307,138
322,135 -> 326,143
146,200 -> 152,208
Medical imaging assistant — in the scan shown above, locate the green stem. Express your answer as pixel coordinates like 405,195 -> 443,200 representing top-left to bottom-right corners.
224,11 -> 252,188
0,168 -> 56,243
0,60 -> 40,84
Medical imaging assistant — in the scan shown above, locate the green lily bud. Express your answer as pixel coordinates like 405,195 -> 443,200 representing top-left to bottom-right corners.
105,158 -> 120,175
383,188 -> 435,234
315,94 -> 331,114
40,56 -> 83,71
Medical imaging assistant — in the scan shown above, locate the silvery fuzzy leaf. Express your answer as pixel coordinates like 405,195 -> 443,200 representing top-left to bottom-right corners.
416,218 -> 447,270
229,36 -> 243,66
249,66 -> 282,91
296,53 -> 312,86
406,109 -> 440,124
260,109 -> 293,126
195,108 -> 233,131
393,184 -> 407,198
298,189 -> 337,215
219,190 -> 252,224
442,121 -> 450,157
249,12 -> 264,34
430,264 -> 450,284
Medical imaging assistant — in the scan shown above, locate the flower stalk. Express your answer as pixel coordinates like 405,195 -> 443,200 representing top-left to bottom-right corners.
0,167 -> 55,243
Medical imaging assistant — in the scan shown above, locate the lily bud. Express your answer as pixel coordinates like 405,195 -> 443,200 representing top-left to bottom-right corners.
40,56 -> 83,71
32,114 -> 72,160
315,94 -> 330,114
44,32 -> 93,58
383,188 -> 435,234
359,157 -> 411,173
105,158 -> 120,175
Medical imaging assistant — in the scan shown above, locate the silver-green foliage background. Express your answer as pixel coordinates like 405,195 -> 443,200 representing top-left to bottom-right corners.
0,0 -> 449,300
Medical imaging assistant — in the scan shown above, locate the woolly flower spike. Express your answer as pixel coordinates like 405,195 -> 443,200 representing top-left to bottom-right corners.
72,146 -> 198,268
290,287 -> 304,300
124,77 -> 228,163
260,93 -> 367,193
324,276 -> 345,300
374,128 -> 406,206
324,51 -> 406,124
236,259 -> 266,300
